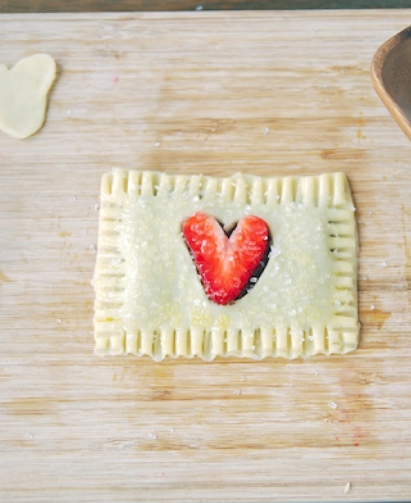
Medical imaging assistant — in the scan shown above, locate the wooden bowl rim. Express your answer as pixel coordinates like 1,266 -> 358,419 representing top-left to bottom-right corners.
371,25 -> 411,142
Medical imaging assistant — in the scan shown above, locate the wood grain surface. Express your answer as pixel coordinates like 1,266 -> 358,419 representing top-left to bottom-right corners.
1,10 -> 411,503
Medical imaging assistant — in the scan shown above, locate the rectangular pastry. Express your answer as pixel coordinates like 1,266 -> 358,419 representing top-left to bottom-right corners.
93,169 -> 359,361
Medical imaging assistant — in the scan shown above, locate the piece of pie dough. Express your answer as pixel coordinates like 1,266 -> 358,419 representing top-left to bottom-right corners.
0,54 -> 56,139
93,169 -> 359,361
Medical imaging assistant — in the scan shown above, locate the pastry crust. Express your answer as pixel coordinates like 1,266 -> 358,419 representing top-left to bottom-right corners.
0,54 -> 56,139
93,169 -> 359,361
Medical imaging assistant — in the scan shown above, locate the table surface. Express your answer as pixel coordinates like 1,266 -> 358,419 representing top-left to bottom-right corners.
1,7 -> 411,503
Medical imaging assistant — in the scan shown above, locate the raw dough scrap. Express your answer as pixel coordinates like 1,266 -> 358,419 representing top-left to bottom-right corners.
0,54 -> 56,139
93,169 -> 359,361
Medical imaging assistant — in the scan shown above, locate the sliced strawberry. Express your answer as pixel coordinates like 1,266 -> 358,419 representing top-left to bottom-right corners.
182,212 -> 270,305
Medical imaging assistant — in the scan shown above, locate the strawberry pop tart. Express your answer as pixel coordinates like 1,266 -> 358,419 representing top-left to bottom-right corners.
93,169 -> 359,361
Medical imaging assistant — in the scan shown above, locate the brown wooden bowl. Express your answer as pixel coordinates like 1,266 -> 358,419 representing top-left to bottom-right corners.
371,25 -> 411,142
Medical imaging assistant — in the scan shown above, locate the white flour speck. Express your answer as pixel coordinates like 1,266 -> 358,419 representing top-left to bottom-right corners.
328,401 -> 338,410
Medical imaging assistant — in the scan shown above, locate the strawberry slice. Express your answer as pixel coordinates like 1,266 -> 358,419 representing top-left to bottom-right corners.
182,212 -> 270,305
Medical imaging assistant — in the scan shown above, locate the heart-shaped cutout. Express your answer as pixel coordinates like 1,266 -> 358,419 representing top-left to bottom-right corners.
0,53 -> 56,139
183,212 -> 271,305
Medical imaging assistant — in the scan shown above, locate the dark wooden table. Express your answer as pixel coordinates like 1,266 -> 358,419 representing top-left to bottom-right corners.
1,0 -> 411,12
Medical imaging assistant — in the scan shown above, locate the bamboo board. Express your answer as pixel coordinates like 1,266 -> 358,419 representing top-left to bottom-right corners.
1,10 -> 411,502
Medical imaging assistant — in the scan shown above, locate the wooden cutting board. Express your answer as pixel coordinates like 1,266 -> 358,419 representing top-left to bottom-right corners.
1,9 -> 411,502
